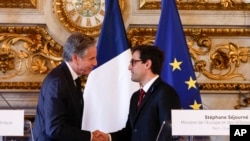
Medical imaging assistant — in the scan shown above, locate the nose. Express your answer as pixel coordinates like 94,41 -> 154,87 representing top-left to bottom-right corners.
93,58 -> 98,66
128,63 -> 132,70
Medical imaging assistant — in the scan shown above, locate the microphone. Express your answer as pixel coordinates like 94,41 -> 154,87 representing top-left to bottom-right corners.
235,85 -> 248,99
155,121 -> 166,141
26,120 -> 34,141
199,85 -> 203,90
0,93 -> 13,109
0,93 -> 35,140
234,85 -> 250,109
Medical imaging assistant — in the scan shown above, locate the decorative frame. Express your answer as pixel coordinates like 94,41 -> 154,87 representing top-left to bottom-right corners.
53,0 -> 125,37
0,0 -> 37,8
139,0 -> 250,10
127,26 -> 250,91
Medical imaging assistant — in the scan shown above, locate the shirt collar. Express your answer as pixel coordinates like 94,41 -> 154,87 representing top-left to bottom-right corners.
142,75 -> 159,93
65,61 -> 78,80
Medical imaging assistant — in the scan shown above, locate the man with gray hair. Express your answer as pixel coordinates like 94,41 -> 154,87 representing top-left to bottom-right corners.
32,32 -> 102,141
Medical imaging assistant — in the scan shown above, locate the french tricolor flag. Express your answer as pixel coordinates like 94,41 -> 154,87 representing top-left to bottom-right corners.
82,0 -> 139,132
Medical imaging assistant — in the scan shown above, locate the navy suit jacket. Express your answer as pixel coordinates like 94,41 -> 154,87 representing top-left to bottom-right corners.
32,61 -> 91,141
110,78 -> 181,141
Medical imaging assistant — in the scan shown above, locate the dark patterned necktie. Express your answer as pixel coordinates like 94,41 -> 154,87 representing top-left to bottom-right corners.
137,89 -> 145,108
75,77 -> 83,110
75,77 -> 82,94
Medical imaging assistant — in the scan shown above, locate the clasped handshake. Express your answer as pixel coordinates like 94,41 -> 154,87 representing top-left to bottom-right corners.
92,130 -> 110,141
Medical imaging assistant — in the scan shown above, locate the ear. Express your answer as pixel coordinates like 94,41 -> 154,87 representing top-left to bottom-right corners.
72,54 -> 78,63
145,59 -> 152,69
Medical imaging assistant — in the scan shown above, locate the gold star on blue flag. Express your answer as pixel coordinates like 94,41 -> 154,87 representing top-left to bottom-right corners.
154,0 -> 202,109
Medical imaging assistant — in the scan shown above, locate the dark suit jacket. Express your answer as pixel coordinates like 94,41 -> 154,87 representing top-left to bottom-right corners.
32,61 -> 91,141
110,78 -> 181,141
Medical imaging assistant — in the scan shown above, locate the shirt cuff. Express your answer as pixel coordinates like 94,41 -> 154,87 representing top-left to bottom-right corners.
108,134 -> 112,141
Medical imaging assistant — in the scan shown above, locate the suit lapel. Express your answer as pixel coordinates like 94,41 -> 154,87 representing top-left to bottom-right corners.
132,78 -> 162,125
130,90 -> 139,123
61,62 -> 83,117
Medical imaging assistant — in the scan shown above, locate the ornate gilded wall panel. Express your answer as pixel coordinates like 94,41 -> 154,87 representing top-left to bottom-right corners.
127,26 -> 250,91
0,0 -> 37,8
0,26 -> 62,91
139,0 -> 250,10
0,25 -> 249,93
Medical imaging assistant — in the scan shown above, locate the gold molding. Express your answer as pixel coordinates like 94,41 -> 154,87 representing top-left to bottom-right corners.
0,82 -> 41,90
0,0 -> 37,8
199,83 -> 250,91
139,0 -> 250,11
2,82 -> 248,91
127,26 -> 250,91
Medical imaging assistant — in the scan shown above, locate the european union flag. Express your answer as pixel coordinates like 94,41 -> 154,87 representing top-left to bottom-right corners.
154,0 -> 202,109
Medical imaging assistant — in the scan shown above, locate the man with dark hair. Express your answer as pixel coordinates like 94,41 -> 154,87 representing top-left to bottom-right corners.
103,45 -> 181,141
32,32 -> 102,141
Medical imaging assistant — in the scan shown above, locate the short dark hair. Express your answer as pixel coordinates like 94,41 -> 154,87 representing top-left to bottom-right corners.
63,32 -> 96,61
131,45 -> 164,75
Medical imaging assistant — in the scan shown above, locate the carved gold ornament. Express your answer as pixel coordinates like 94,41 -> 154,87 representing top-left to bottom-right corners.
0,0 -> 37,8
0,26 -> 62,90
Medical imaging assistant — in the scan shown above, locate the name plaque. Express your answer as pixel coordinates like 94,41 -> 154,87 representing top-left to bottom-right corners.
0,110 -> 24,136
172,110 -> 250,135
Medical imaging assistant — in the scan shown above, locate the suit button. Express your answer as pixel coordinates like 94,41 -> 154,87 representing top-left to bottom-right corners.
133,129 -> 137,132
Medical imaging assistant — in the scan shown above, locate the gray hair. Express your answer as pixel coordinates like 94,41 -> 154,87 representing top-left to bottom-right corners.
63,32 -> 96,61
